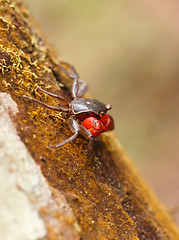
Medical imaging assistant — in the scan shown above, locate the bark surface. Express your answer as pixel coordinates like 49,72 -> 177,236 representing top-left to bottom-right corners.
0,0 -> 179,239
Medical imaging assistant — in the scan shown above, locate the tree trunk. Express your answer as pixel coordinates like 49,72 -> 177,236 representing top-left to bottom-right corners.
0,0 -> 178,239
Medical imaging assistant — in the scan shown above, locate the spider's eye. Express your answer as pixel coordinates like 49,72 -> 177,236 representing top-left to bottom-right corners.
99,111 -> 105,118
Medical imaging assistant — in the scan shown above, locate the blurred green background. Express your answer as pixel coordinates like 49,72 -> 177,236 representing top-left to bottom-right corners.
23,0 -> 179,224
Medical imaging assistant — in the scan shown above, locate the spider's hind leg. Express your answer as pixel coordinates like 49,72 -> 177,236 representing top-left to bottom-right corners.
23,95 -> 69,112
60,61 -> 88,98
37,86 -> 69,105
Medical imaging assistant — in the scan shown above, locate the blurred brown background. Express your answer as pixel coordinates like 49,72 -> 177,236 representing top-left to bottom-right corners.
23,0 -> 179,225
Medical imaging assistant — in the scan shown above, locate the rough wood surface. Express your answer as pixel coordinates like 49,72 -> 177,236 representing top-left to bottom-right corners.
0,0 -> 179,239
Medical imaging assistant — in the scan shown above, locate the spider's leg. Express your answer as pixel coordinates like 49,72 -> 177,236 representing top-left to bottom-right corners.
76,78 -> 88,98
50,131 -> 79,148
23,95 -> 69,112
37,86 -> 69,105
60,61 -> 79,78
50,116 -> 80,148
60,62 -> 88,98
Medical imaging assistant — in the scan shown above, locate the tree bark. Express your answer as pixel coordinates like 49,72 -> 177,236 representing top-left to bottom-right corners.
0,0 -> 179,239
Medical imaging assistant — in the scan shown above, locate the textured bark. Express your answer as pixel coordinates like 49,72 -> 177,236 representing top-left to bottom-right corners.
0,0 -> 179,239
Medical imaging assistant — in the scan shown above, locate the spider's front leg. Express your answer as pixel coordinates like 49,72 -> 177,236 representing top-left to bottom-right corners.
50,116 -> 93,163
51,116 -> 80,148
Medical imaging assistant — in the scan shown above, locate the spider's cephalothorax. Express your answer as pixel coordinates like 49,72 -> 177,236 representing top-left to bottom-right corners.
24,62 -> 114,162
